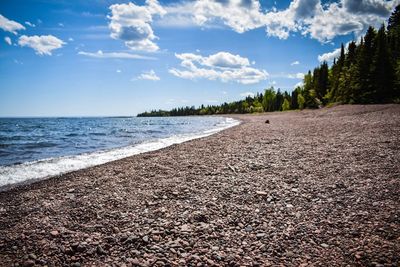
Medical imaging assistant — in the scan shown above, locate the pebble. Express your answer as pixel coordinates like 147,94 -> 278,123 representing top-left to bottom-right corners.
256,233 -> 266,238
50,230 -> 59,237
245,225 -> 253,232
23,260 -> 35,267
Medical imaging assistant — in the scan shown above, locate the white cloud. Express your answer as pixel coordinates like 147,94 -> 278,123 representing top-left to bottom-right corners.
116,69 -> 122,73
169,51 -> 268,84
58,23 -> 64,27
240,92 -> 255,98
78,50 -> 156,60
0,14 -> 25,34
4,36 -> 12,45
68,37 -> 74,42
159,0 -> 398,42
287,72 -> 305,79
290,60 -> 300,66
318,47 -> 341,62
18,35 -> 65,55
294,81 -> 303,88
136,69 -> 160,80
25,21 -> 36,27
317,40 -> 358,62
108,0 -> 166,52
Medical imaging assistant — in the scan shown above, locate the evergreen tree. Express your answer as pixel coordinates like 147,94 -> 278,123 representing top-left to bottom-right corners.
371,24 -> 395,102
358,26 -> 376,102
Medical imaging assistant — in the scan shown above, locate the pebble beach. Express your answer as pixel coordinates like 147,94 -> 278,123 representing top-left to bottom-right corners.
0,104 -> 399,266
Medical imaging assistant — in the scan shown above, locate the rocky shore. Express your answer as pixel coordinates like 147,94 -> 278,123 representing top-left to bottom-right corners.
0,104 -> 399,266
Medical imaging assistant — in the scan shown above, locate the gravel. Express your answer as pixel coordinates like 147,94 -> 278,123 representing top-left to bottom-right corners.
0,104 -> 399,266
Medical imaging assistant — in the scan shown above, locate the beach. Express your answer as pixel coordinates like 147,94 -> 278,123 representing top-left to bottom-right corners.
0,104 -> 399,266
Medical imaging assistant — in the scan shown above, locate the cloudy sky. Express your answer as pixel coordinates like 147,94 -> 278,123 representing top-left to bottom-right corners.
0,0 -> 398,116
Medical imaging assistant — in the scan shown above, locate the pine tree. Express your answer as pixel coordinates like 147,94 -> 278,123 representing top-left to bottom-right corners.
357,26 -> 376,102
388,5 -> 400,98
371,24 -> 395,102
328,43 -> 345,102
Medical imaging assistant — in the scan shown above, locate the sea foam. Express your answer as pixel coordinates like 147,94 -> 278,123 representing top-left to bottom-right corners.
0,117 -> 239,188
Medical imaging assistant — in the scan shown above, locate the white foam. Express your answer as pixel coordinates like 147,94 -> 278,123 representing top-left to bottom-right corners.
0,117 -> 240,188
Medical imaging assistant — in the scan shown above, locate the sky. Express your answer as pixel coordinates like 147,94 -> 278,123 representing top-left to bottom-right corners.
0,0 -> 398,116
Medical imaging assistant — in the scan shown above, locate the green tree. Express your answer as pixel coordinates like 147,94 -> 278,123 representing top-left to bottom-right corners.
282,98 -> 291,111
297,93 -> 305,110
371,24 -> 395,102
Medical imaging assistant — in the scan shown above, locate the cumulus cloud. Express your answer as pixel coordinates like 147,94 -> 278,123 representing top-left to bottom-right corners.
169,51 -> 268,84
108,0 -> 166,52
78,50 -> 156,60
4,36 -> 12,45
160,0 -> 398,42
318,47 -> 342,62
136,69 -> 160,80
290,60 -> 300,66
18,35 -> 65,55
0,14 -> 25,34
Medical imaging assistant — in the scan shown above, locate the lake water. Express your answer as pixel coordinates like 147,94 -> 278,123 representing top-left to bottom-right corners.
0,116 -> 239,187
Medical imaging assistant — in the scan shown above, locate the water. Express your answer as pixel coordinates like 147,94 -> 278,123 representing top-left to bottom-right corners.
0,116 -> 239,187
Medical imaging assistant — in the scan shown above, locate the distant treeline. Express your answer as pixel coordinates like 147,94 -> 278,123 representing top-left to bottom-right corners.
137,6 -> 400,117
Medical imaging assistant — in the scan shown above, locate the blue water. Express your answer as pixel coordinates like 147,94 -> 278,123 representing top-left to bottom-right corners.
0,116 -> 239,187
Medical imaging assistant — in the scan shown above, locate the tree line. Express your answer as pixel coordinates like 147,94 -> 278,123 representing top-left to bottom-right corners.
138,6 -> 400,117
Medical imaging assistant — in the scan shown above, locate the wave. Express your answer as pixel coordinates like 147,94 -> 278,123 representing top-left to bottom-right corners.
0,117 -> 240,188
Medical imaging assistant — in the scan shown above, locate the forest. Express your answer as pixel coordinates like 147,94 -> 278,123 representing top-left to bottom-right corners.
137,6 -> 400,117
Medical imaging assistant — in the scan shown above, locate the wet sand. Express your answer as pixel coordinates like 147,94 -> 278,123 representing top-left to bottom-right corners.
0,104 -> 399,266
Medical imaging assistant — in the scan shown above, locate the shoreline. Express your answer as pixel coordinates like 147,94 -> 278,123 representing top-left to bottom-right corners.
1,104 -> 399,266
0,117 -> 241,191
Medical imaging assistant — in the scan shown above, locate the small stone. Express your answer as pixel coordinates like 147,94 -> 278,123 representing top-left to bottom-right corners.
256,233 -> 266,238
71,263 -> 81,267
256,191 -> 268,196
23,260 -> 35,267
28,253 -> 37,260
96,245 -> 106,255
286,204 -> 294,208
372,202 -> 379,206
211,246 -> 219,251
245,225 -> 253,232
50,230 -> 59,237
181,224 -> 191,232
265,120 -> 270,124
142,236 -> 149,243
320,243 -> 329,248
286,251 -> 294,257
72,243 -> 86,253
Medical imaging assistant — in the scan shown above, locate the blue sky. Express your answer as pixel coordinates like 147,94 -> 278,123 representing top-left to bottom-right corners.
0,0 -> 397,116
